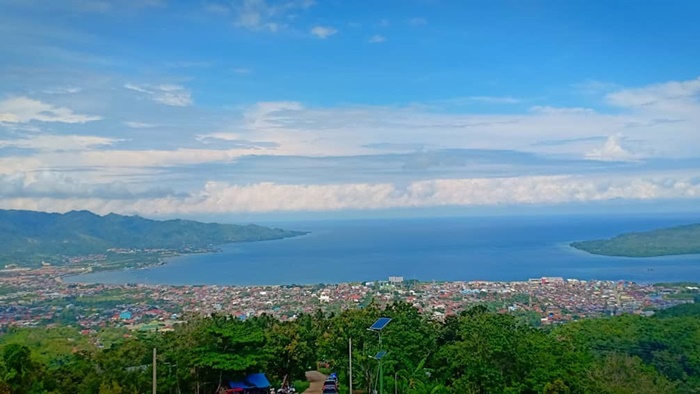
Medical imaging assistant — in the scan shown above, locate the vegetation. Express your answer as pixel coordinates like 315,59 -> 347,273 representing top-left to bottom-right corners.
0,209 -> 307,266
1,302 -> 699,393
571,223 -> 700,257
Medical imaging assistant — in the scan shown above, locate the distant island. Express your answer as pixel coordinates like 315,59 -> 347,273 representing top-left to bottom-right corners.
0,209 -> 307,267
571,223 -> 700,257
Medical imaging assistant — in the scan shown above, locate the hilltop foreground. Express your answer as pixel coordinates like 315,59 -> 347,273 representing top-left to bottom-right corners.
0,209 -> 306,266
571,223 -> 700,257
1,301 -> 698,393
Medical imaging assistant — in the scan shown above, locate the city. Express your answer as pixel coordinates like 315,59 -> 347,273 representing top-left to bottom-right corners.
0,263 -> 694,332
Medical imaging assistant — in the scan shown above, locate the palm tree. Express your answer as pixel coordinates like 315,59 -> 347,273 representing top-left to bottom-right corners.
394,357 -> 448,394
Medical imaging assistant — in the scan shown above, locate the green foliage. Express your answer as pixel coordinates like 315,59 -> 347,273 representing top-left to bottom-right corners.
1,303 -> 700,393
585,354 -> 676,394
556,313 -> 700,392
0,209 -> 306,265
654,302 -> 700,318
571,223 -> 700,257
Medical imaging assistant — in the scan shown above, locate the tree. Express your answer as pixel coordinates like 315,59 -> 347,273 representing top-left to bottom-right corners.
193,315 -> 269,391
1,344 -> 43,394
543,379 -> 570,394
586,354 -> 676,394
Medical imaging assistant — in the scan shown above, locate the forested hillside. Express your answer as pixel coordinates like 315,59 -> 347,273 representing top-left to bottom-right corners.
571,223 -> 700,257
1,302 -> 699,393
0,209 -> 306,265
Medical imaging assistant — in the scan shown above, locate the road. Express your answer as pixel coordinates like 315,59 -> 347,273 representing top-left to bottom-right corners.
302,371 -> 328,394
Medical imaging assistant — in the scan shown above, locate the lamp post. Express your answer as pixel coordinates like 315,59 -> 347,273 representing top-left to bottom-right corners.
349,337 -> 353,393
368,318 -> 391,394
152,348 -> 157,394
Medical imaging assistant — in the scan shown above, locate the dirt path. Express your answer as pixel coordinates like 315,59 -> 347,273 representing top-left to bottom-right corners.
302,371 -> 328,394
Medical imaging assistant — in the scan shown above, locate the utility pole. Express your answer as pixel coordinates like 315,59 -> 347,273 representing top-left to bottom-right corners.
349,338 -> 353,393
153,348 -> 157,394
379,333 -> 383,394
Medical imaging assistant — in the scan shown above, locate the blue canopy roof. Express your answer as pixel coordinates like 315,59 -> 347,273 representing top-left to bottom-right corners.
228,373 -> 270,389
246,373 -> 270,388
228,381 -> 251,389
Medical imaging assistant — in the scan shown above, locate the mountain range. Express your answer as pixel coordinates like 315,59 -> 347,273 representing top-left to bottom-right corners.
0,209 -> 306,265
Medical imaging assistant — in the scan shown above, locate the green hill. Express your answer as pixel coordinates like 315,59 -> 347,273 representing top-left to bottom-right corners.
571,223 -> 700,257
0,209 -> 307,265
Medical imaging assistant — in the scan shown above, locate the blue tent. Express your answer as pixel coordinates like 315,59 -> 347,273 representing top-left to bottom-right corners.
228,381 -> 252,390
246,373 -> 270,388
228,373 -> 271,390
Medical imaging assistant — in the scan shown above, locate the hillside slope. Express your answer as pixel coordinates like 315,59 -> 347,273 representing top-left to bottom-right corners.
571,223 -> 700,257
0,209 -> 306,265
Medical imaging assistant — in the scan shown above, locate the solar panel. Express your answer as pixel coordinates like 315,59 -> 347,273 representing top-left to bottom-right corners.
369,317 -> 391,331
373,351 -> 387,360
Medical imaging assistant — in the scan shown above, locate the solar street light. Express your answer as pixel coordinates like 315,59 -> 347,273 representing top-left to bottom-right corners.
373,350 -> 387,360
368,318 -> 391,394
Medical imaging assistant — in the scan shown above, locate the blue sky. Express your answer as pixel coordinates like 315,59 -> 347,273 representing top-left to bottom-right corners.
0,0 -> 699,219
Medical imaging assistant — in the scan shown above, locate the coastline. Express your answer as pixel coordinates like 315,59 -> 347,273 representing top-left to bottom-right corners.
570,222 -> 700,258
570,242 -> 700,258
60,216 -> 700,286
61,231 -> 311,283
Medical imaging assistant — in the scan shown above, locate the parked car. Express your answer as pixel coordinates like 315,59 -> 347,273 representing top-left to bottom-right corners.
322,376 -> 338,394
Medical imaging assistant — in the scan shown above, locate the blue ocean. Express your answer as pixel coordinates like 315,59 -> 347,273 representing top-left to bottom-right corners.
65,214 -> 700,286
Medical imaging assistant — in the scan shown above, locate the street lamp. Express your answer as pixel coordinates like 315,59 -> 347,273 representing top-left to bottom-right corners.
368,317 -> 391,394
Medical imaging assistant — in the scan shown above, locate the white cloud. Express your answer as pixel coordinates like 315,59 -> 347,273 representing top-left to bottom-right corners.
586,134 -> 640,162
529,106 -> 595,115
310,25 -> 337,39
226,85 -> 696,160
0,171 -> 173,199
2,173 -> 699,215
231,0 -> 315,32
606,77 -> 700,107
452,96 -> 520,105
124,83 -> 193,106
0,97 -> 102,123
1,76 -> 699,215
0,134 -> 120,151
124,121 -> 158,128
41,87 -> 82,94
408,17 -> 427,26
0,146 -> 279,177
605,77 -> 700,116
7,0 -> 166,13
572,80 -> 620,95
369,35 -> 386,44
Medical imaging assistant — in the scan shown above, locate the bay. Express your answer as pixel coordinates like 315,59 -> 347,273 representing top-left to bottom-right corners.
65,214 -> 700,286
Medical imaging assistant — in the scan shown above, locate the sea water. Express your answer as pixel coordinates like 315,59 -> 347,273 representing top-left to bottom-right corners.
65,214 -> 700,286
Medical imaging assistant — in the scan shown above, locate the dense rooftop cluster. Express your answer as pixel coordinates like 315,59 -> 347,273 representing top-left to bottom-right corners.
0,266 -> 694,331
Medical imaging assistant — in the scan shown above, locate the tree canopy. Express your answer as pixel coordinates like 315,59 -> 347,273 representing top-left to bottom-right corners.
0,301 -> 698,393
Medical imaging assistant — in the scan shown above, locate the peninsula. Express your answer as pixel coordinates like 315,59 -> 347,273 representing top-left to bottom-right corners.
0,209 -> 307,267
571,223 -> 700,257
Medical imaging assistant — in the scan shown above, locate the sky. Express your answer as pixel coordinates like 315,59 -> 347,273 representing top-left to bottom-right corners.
1,0 -> 699,220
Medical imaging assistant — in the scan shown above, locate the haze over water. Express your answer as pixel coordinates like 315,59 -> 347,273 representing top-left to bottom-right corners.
65,214 -> 700,286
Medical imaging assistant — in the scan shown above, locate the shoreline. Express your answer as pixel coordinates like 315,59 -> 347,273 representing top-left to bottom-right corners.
56,272 -> 699,289
60,232 -> 312,283
570,242 -> 700,258
57,219 -> 700,286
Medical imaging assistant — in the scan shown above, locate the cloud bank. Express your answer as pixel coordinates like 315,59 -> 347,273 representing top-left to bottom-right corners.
1,76 -> 699,215
1,173 -> 698,215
